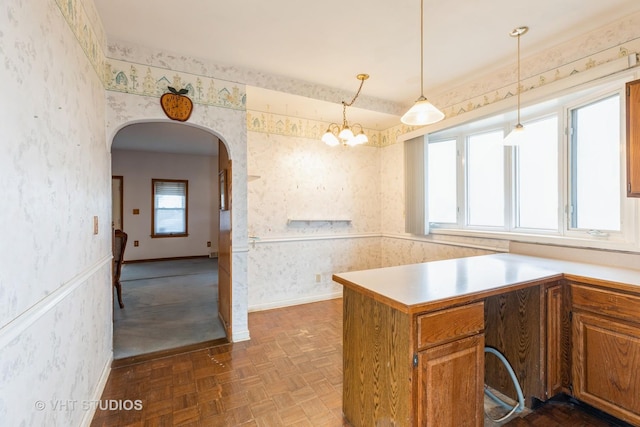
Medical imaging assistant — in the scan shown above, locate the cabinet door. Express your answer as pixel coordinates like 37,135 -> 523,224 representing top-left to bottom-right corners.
417,334 -> 484,427
572,311 -> 640,425
626,78 -> 640,197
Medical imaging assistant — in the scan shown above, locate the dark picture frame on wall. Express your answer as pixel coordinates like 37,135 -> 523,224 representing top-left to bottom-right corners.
219,169 -> 228,211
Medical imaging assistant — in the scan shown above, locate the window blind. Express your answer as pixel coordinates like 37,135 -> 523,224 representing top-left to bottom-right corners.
154,181 -> 186,197
404,136 -> 429,235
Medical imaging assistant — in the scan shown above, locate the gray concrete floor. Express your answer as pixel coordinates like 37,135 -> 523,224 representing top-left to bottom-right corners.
113,258 -> 225,359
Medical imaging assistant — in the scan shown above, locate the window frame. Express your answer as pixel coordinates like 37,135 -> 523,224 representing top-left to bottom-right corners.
422,73 -> 637,252
464,127 -> 509,231
563,86 -> 631,243
510,113 -> 563,235
151,178 -> 189,238
427,137 -> 460,227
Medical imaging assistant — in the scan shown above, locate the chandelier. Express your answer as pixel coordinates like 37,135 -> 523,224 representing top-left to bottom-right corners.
321,74 -> 370,147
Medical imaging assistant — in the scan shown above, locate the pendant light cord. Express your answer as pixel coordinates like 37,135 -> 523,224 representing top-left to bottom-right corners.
516,31 -> 521,125
420,0 -> 424,97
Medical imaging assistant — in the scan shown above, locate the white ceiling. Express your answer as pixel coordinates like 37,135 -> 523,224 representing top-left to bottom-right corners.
97,0 -> 640,141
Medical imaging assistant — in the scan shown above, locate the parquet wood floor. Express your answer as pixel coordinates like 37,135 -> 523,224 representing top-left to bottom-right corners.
93,298 -> 346,426
92,298 -> 628,426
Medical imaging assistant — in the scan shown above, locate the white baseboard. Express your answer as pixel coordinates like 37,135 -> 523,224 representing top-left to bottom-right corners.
79,356 -> 112,427
248,291 -> 343,313
231,329 -> 251,342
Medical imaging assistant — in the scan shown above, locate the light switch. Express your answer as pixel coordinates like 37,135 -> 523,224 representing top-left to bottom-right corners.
133,209 -> 140,215
93,216 -> 98,235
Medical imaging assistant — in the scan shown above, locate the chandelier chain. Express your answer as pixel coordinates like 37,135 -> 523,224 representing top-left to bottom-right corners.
341,75 -> 367,126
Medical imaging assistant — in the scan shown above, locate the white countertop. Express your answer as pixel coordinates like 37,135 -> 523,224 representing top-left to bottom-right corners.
332,253 -> 640,313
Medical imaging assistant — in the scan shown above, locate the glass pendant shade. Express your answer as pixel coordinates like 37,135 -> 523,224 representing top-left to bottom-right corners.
503,123 -> 526,146
321,130 -> 340,146
354,131 -> 368,145
338,126 -> 354,141
401,97 -> 445,126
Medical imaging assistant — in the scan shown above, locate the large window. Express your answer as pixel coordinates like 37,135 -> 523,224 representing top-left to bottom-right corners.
515,115 -> 559,230
466,130 -> 505,227
428,139 -> 457,224
569,95 -> 621,232
152,179 -> 188,237
420,79 -> 629,248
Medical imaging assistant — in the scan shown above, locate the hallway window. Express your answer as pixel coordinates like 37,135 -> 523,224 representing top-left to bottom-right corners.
152,179 -> 188,237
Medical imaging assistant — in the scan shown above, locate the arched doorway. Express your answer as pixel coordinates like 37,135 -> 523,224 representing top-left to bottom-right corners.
109,120 -> 234,360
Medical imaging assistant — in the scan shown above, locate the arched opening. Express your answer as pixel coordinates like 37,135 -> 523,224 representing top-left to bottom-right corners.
109,120 -> 232,361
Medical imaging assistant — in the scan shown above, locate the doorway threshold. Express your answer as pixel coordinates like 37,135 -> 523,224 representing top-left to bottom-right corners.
112,337 -> 228,368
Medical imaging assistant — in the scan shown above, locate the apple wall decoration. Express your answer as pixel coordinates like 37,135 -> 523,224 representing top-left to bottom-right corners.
160,86 -> 193,122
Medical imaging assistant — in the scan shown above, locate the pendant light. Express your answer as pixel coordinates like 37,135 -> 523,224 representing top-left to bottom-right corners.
401,0 -> 444,126
503,26 -> 529,146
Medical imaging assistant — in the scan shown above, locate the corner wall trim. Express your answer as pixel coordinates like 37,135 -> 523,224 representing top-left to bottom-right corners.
0,255 -> 112,349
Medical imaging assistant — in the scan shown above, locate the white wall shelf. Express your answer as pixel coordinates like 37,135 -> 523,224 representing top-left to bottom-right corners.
287,219 -> 352,225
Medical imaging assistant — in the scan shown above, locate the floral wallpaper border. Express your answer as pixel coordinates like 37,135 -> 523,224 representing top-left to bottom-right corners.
54,0 -> 106,79
55,0 -> 640,146
246,111 -> 415,148
105,59 -> 246,111
438,41 -> 640,121
54,0 -> 246,112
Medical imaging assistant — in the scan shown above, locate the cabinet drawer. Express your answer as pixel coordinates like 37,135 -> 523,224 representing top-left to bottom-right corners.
571,284 -> 640,324
417,302 -> 484,349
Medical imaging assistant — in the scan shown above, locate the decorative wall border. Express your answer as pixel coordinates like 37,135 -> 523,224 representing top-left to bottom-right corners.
437,40 -> 640,121
54,0 -> 106,80
246,111 -> 416,147
105,59 -> 246,111
55,0 -> 640,146
54,0 -> 246,111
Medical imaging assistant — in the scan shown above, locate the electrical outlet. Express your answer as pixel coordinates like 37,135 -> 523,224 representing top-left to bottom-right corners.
207,241 -> 211,247
134,240 -> 139,247
315,274 -> 321,283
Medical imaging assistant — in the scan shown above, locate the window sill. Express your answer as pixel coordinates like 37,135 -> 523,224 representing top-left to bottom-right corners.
428,227 -> 639,254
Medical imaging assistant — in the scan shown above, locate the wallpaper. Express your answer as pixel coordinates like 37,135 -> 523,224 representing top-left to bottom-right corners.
431,13 -> 640,121
1,0 -> 112,425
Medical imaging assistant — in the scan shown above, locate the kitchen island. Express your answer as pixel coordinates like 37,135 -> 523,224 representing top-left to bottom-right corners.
332,253 -> 640,426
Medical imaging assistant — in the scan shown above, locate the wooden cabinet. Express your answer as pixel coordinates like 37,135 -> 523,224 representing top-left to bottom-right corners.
626,78 -> 640,197
337,256 -> 640,426
571,283 -> 640,426
416,303 -> 485,427
342,287 -> 412,426
342,287 -> 484,426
